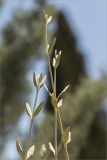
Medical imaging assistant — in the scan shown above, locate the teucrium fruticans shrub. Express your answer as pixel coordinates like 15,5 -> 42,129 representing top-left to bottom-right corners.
16,12 -> 71,160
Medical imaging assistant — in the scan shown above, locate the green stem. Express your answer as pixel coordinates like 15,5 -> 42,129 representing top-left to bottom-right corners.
54,67 -> 58,160
57,109 -> 69,160
45,23 -> 54,91
45,20 -> 58,160
24,90 -> 38,159
55,108 -> 58,160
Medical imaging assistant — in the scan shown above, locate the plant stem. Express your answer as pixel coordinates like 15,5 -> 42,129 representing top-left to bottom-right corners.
57,109 -> 69,160
24,90 -> 38,159
55,108 -> 58,160
54,66 -> 58,160
45,23 -> 54,91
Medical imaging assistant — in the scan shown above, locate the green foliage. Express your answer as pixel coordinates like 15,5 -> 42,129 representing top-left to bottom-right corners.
31,77 -> 107,160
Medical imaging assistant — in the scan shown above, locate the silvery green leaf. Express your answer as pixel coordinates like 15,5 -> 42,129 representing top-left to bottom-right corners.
58,85 -> 70,99
26,102 -> 32,119
62,85 -> 70,93
67,131 -> 71,144
57,99 -> 63,108
52,58 -> 56,68
47,16 -> 52,24
56,51 -> 62,68
33,100 -> 44,117
62,127 -> 71,145
49,142 -> 55,156
33,72 -> 37,89
26,145 -> 35,160
38,73 -> 43,85
48,37 -> 56,55
16,139 -> 24,158
41,75 -> 46,84
39,75 -> 46,88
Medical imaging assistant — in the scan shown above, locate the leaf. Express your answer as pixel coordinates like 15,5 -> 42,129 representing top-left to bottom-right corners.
49,142 -> 55,156
56,51 -> 62,68
38,73 -> 43,85
62,127 -> 71,145
62,85 -> 70,94
26,145 -> 35,160
39,75 -> 46,88
52,58 -> 56,68
41,75 -> 46,85
33,100 -> 44,118
48,37 -> 56,55
57,99 -> 63,108
47,16 -> 52,24
33,72 -> 37,89
16,139 -> 24,158
26,102 -> 32,119
58,85 -> 70,99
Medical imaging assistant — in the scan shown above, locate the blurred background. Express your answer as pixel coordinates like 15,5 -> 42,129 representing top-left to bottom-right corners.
0,0 -> 107,159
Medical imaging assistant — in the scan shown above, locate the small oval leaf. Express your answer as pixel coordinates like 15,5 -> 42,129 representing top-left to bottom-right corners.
49,142 -> 55,156
33,100 -> 44,118
56,51 -> 62,68
33,72 -> 37,89
48,37 -> 56,55
39,75 -> 46,88
38,73 -> 43,86
47,16 -> 52,24
27,145 -> 35,160
26,102 -> 32,119
57,99 -> 63,108
16,139 -> 24,158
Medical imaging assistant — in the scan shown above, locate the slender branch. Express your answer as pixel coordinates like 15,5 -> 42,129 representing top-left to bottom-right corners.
24,90 -> 38,159
57,108 -> 69,160
44,83 -> 52,97
45,22 -> 58,160
45,23 -> 54,91
44,14 -> 70,160
54,67 -> 58,160
55,108 -> 58,160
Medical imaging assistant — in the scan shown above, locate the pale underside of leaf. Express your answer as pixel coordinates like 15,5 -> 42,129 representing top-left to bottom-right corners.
26,102 -> 32,119
57,99 -> 63,108
47,16 -> 52,24
26,145 -> 35,160
49,142 -> 55,156
16,139 -> 24,158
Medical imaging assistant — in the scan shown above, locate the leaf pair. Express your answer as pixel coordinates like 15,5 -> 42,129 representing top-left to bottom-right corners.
16,139 -> 35,160
26,101 -> 44,120
33,72 -> 46,90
